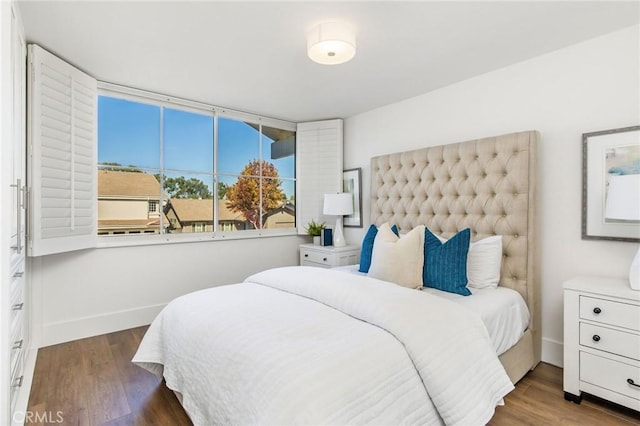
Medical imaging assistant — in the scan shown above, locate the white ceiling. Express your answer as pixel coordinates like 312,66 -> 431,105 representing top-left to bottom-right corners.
17,1 -> 639,123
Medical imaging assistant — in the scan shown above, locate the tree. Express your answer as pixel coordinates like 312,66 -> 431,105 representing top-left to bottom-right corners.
99,162 -> 142,173
156,174 -> 212,199
217,182 -> 229,200
226,160 -> 285,229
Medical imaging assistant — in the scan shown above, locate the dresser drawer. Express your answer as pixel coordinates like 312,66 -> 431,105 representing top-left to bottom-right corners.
10,322 -> 23,382
300,250 -> 335,266
10,264 -> 24,296
580,323 -> 640,360
580,352 -> 640,401
10,354 -> 23,414
10,278 -> 24,333
580,296 -> 640,331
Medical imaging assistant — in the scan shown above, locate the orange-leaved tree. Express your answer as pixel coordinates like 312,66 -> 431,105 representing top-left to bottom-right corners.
226,160 -> 285,229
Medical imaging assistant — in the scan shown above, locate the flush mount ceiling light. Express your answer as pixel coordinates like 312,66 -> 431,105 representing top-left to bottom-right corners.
307,21 -> 356,65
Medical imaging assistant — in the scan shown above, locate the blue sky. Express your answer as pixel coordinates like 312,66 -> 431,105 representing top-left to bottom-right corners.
97,96 -> 295,197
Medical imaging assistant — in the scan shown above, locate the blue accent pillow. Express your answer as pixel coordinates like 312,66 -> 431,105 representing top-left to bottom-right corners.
359,224 -> 399,273
423,228 -> 471,296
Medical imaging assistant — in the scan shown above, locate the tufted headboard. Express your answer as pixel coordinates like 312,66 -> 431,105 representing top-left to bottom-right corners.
370,130 -> 539,340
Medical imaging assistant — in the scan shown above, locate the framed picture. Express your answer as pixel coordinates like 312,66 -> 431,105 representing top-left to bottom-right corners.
582,125 -> 640,242
343,168 -> 362,227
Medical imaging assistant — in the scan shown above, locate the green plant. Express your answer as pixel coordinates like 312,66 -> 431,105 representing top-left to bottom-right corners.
304,220 -> 325,237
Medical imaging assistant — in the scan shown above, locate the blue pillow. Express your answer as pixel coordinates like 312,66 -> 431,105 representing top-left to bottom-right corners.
359,224 -> 399,273
423,228 -> 471,296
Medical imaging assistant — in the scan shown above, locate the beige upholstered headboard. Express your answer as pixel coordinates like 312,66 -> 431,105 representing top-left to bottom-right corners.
370,131 -> 539,349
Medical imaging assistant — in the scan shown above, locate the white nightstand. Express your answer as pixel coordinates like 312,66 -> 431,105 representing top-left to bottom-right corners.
563,276 -> 640,411
299,244 -> 360,269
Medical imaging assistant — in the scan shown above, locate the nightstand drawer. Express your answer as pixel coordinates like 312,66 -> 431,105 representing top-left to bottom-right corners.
580,352 -> 640,401
580,296 -> 640,331
580,323 -> 640,360
301,250 -> 335,266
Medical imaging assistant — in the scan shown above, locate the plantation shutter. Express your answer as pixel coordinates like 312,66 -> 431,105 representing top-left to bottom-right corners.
296,119 -> 343,235
27,44 -> 97,256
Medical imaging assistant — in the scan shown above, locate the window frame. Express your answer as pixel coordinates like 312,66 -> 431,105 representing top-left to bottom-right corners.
96,83 -> 298,248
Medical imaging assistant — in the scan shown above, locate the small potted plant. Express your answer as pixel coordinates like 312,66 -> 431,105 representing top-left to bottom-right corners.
305,220 -> 325,245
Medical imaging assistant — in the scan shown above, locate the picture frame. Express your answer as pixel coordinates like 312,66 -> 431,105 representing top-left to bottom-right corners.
582,125 -> 640,242
343,168 -> 362,228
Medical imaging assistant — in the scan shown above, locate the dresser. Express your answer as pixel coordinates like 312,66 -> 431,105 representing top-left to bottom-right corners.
299,244 -> 360,268
563,276 -> 640,411
2,3 -> 29,424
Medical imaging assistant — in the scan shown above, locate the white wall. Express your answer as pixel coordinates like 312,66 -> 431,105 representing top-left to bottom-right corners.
30,235 -> 305,347
343,25 -> 640,367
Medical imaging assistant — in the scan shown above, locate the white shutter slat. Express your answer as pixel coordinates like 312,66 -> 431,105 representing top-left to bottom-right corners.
28,44 -> 97,256
296,119 -> 343,235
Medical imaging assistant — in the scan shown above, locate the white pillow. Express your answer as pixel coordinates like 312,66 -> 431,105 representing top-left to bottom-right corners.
437,233 -> 502,289
368,223 -> 425,289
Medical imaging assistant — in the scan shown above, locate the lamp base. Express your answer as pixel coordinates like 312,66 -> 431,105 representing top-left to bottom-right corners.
630,246 -> 639,291
333,217 -> 346,248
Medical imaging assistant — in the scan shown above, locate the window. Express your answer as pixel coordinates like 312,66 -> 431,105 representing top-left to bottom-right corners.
97,91 -> 296,240
29,45 -> 339,256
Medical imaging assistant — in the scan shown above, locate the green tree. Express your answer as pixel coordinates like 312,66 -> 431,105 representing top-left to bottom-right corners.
217,182 -> 229,200
155,174 -> 212,199
99,162 -> 142,173
226,160 -> 285,229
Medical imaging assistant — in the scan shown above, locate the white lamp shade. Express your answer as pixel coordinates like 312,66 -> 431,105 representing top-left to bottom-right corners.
605,174 -> 640,221
307,22 -> 356,65
323,193 -> 354,216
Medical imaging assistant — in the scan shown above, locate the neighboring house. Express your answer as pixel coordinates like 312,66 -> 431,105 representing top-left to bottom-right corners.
218,200 -> 252,231
164,199 -> 251,232
263,201 -> 295,229
98,170 -> 168,235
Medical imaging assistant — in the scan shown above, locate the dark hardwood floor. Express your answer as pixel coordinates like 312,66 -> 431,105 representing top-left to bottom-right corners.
26,326 -> 640,425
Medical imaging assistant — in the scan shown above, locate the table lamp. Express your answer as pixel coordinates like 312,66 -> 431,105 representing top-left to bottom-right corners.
323,193 -> 354,247
605,174 -> 640,290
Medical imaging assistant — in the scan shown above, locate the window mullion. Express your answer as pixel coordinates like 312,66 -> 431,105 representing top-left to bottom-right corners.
159,106 -> 164,234
259,123 -> 264,230
213,113 -> 219,234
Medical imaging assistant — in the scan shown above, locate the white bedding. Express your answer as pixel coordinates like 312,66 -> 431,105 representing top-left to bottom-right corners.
133,266 -> 513,425
333,265 -> 530,355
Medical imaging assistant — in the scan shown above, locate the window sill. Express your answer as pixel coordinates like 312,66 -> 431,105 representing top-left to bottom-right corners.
97,228 -> 300,249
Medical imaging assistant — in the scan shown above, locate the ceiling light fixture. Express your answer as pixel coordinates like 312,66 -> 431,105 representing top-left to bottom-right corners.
307,21 -> 356,65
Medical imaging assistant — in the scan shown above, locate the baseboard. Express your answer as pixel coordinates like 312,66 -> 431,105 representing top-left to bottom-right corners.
541,337 -> 563,367
11,348 -> 37,426
40,303 -> 166,347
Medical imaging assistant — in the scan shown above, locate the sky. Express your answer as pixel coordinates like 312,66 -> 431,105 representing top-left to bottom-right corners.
97,96 -> 295,197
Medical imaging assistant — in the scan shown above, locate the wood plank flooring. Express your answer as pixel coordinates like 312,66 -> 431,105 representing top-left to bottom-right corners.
26,326 -> 640,425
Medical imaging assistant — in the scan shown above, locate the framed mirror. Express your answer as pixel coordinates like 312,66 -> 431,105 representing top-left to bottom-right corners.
582,125 -> 640,242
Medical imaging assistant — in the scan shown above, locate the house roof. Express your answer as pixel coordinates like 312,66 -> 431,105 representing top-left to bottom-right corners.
98,214 -> 169,229
167,199 -> 246,223
219,200 -> 247,222
98,170 -> 161,198
263,201 -> 295,218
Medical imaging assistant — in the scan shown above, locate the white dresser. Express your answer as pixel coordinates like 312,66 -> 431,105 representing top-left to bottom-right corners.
1,3 -> 30,424
563,276 -> 640,411
299,244 -> 360,269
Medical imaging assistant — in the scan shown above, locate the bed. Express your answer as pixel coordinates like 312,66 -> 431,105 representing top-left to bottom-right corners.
367,130 -> 541,383
133,130 -> 540,425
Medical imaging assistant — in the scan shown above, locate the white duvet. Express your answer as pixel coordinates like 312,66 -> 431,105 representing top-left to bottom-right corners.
133,266 -> 514,425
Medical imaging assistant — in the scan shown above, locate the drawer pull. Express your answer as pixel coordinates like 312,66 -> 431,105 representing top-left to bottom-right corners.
592,335 -> 601,342
323,257 -> 328,262
593,307 -> 601,314
13,339 -> 23,350
628,378 -> 640,389
12,302 -> 24,311
13,271 -> 24,278
304,254 -> 309,257
12,375 -> 23,388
